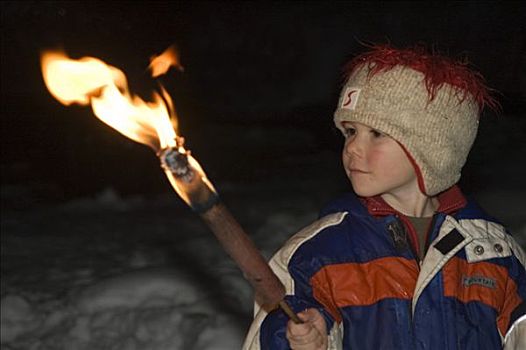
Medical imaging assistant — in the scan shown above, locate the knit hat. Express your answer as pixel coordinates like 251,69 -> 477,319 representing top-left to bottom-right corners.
334,46 -> 495,196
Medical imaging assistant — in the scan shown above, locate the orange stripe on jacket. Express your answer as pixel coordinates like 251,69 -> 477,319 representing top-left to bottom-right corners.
497,275 -> 523,336
443,257 -> 522,334
311,257 -> 419,322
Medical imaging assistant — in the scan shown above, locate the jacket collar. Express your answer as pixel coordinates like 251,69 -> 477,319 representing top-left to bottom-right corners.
362,185 -> 467,217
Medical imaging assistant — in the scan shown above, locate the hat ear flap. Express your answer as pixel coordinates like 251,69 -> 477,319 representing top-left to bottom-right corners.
397,141 -> 428,195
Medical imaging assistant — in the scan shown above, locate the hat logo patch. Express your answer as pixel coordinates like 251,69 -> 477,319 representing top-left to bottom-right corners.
341,87 -> 361,110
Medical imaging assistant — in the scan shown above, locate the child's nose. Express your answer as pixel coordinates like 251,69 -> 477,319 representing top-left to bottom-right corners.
344,137 -> 363,157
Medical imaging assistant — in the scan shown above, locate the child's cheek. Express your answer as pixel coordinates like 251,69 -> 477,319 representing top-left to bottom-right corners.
367,148 -> 385,166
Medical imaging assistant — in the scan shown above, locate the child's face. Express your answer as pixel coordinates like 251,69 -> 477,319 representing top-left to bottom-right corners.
341,121 -> 419,199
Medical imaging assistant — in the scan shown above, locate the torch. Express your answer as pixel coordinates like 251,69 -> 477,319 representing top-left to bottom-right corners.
40,48 -> 301,323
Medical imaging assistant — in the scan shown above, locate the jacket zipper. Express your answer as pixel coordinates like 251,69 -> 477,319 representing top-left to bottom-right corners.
387,218 -> 420,327
388,217 -> 421,267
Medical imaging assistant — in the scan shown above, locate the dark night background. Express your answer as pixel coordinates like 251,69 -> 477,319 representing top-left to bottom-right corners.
1,1 -> 525,203
1,2 -> 526,348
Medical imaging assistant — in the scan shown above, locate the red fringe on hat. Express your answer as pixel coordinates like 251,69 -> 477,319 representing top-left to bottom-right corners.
343,44 -> 500,115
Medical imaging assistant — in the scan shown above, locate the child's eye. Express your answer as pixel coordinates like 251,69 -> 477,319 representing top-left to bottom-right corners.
370,129 -> 385,138
344,127 -> 356,138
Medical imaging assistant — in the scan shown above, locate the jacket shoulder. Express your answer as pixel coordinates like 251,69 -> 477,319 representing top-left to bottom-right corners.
318,192 -> 367,217
452,198 -> 525,267
269,211 -> 348,292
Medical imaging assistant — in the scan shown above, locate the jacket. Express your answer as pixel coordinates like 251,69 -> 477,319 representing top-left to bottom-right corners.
243,186 -> 526,349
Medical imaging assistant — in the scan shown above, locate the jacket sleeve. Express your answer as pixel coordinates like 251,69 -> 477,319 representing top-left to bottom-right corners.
501,235 -> 526,350
242,213 -> 347,350
242,250 -> 334,349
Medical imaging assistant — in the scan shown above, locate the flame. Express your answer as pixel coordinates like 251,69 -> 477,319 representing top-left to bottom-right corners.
149,45 -> 183,78
41,50 -> 177,150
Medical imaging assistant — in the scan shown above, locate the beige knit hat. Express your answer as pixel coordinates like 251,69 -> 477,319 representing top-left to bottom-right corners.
334,63 -> 480,196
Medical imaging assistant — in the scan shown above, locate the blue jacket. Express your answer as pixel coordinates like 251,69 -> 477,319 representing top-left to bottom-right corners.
243,187 -> 526,349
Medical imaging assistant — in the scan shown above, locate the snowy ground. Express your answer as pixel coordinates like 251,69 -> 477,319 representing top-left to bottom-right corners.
0,184 -> 316,350
2,121 -> 525,349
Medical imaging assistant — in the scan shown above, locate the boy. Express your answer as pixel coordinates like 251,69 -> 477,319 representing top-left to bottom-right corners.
243,45 -> 526,349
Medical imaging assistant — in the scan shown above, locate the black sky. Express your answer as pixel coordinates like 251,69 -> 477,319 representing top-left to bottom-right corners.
1,1 -> 525,199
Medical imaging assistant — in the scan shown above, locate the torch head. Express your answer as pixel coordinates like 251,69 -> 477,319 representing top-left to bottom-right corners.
159,147 -> 194,183
158,144 -> 219,213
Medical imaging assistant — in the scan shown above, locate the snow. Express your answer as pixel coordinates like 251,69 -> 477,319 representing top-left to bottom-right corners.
2,122 -> 525,349
0,179 -> 323,349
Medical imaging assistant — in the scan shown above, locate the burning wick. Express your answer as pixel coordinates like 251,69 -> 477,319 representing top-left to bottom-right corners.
158,136 -> 220,214
40,47 -> 302,323
161,145 -> 193,182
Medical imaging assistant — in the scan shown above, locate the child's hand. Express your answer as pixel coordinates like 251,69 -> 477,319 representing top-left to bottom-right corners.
286,308 -> 328,350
